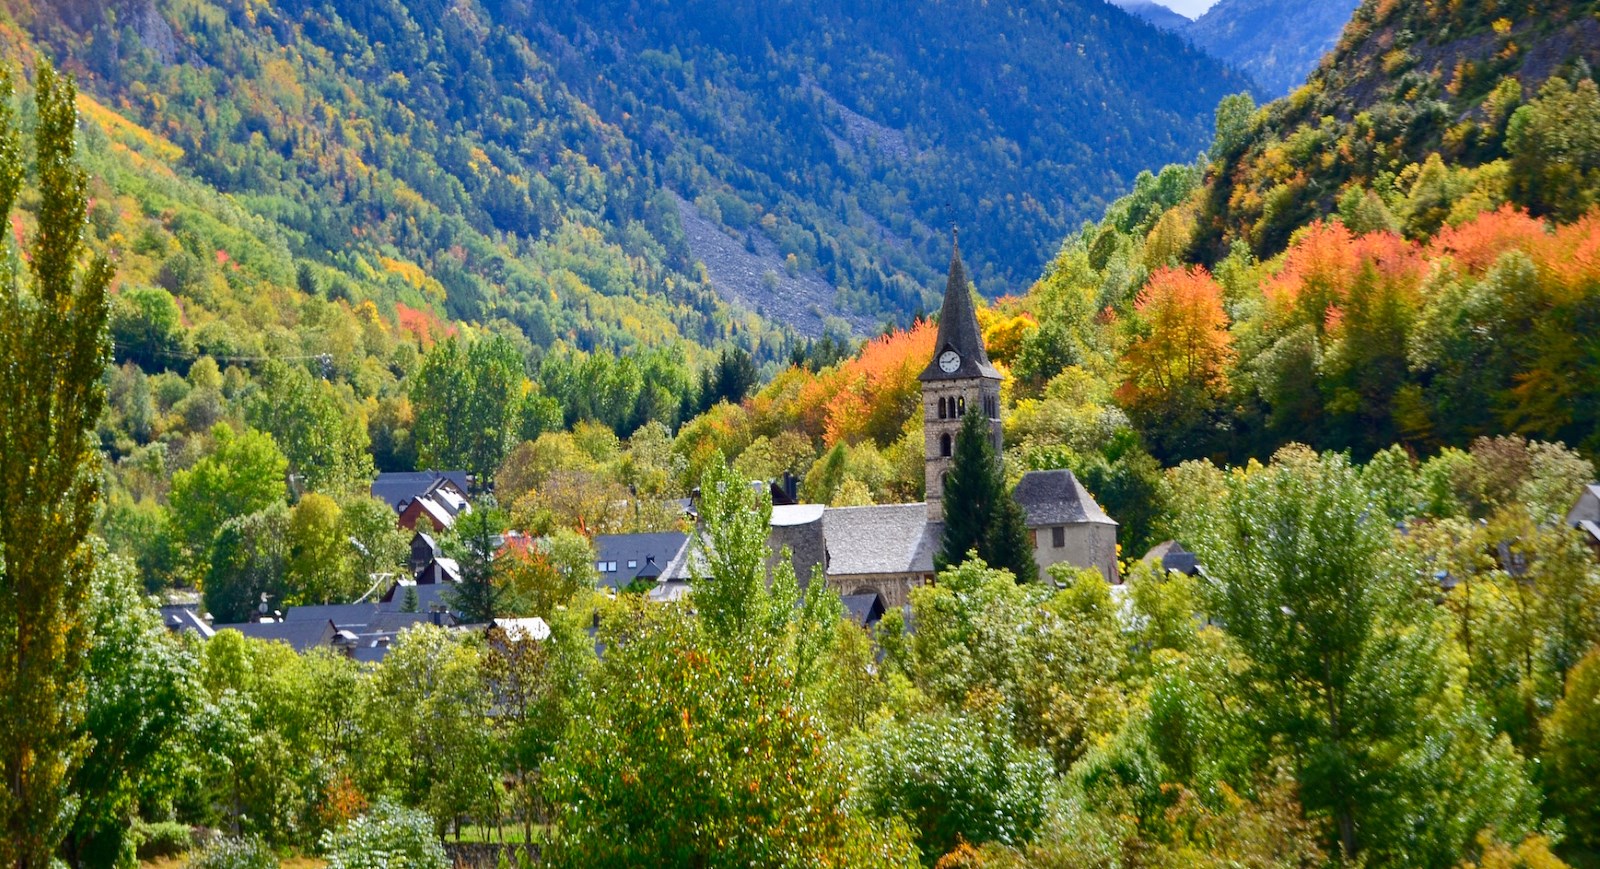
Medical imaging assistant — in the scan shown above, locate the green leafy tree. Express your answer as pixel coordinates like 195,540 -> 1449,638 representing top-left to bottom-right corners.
0,62 -> 114,868
411,336 -> 526,483
543,601 -> 916,868
287,493 -> 352,605
856,703 -> 1054,861
319,800 -> 449,869
169,423 -> 288,577
109,285 -> 189,371
63,554 -> 197,868
1176,447 -> 1540,865
938,410 -> 1037,582
204,505 -> 292,624
1507,76 -> 1600,221
368,626 -> 497,839
1543,647 -> 1600,849
248,360 -> 373,495
339,495 -> 409,598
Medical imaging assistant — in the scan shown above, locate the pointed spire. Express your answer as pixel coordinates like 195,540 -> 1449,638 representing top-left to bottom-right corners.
920,229 -> 999,381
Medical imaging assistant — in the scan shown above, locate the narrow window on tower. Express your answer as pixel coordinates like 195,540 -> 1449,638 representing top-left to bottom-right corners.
958,396 -> 966,416
940,433 -> 952,457
938,397 -> 947,419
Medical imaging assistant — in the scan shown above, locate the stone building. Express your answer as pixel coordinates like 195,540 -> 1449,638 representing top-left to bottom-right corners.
745,238 -> 1120,608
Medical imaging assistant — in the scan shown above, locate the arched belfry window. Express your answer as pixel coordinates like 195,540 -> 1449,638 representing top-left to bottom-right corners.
957,396 -> 966,416
938,397 -> 947,419
940,433 -> 952,457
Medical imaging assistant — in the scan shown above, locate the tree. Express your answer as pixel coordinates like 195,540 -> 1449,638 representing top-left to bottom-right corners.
339,495 -> 408,598
169,423 -> 288,577
856,703 -> 1053,861
543,601 -> 916,868
369,627 -> 497,839
938,410 -> 1036,582
248,361 -> 373,495
1507,77 -> 1600,221
288,493 -> 351,605
0,62 -> 114,869
204,505 -> 292,624
410,336 -> 526,483
109,285 -> 189,371
497,529 -> 596,617
1176,447 -> 1539,865
446,503 -> 509,624
1543,647 -> 1600,849
1117,266 -> 1234,459
63,555 -> 197,868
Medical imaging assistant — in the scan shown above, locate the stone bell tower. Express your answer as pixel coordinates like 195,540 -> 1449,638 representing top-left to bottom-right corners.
920,236 -> 1002,522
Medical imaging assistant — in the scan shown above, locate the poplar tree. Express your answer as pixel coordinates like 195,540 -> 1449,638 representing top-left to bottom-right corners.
0,63 -> 113,868
938,410 -> 1036,582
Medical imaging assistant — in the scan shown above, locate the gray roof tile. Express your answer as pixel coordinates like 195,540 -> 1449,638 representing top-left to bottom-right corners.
1012,469 -> 1116,527
821,503 -> 942,576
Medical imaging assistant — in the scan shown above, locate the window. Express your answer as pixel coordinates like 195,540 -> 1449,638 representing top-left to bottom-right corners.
957,396 -> 966,416
627,560 -> 638,569
938,396 -> 947,419
1052,526 -> 1065,548
940,433 -> 952,457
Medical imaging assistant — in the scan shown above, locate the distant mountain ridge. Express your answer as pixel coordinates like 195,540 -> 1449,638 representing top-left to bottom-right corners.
1186,0 -> 1362,96
1109,0 -> 1360,97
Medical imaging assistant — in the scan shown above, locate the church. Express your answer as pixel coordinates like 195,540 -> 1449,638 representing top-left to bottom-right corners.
763,242 -> 1120,609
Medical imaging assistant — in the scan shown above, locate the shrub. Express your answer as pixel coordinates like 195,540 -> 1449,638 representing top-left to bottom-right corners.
319,800 -> 448,869
134,820 -> 194,860
184,837 -> 277,869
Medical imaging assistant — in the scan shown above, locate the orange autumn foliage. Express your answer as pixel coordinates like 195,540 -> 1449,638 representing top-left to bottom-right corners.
394,301 -> 452,348
1265,220 -> 1427,334
1430,205 -> 1549,274
810,319 -> 936,447
1119,266 -> 1234,406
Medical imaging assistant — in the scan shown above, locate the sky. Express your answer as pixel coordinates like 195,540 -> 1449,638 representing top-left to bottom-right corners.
1150,0 -> 1220,18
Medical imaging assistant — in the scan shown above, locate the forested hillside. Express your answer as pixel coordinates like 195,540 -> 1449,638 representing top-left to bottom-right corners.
5,0 -> 1248,338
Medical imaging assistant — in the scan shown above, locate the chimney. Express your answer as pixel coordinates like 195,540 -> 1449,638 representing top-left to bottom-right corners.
784,472 -> 798,502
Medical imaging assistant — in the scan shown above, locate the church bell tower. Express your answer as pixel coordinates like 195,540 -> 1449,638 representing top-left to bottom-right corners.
920,236 -> 1002,522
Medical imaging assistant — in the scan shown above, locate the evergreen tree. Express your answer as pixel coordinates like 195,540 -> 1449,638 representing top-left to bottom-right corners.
447,504 -> 507,624
0,62 -> 114,868
938,410 -> 1037,582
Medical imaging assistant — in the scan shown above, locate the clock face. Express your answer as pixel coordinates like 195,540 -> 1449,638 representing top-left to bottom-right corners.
938,350 -> 961,373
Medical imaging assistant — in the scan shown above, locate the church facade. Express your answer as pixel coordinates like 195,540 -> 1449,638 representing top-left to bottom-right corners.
763,241 -> 1120,609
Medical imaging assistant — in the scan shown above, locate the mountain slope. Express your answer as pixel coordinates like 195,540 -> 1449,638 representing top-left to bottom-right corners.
1193,0 -> 1600,259
7,0 -> 1249,338
1186,0 -> 1360,96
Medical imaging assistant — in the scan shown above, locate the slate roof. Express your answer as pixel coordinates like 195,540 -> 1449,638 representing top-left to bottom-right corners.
1577,519 -> 1600,546
919,239 -> 1001,382
371,470 -> 469,510
594,532 -> 690,590
821,503 -> 943,577
285,603 -> 383,627
1141,540 -> 1199,576
217,619 -> 338,652
1012,469 -> 1117,527
380,581 -> 454,612
842,592 -> 887,627
159,605 -> 215,639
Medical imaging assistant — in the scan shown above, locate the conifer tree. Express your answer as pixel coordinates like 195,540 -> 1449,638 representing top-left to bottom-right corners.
0,62 -> 113,868
938,410 -> 1036,582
